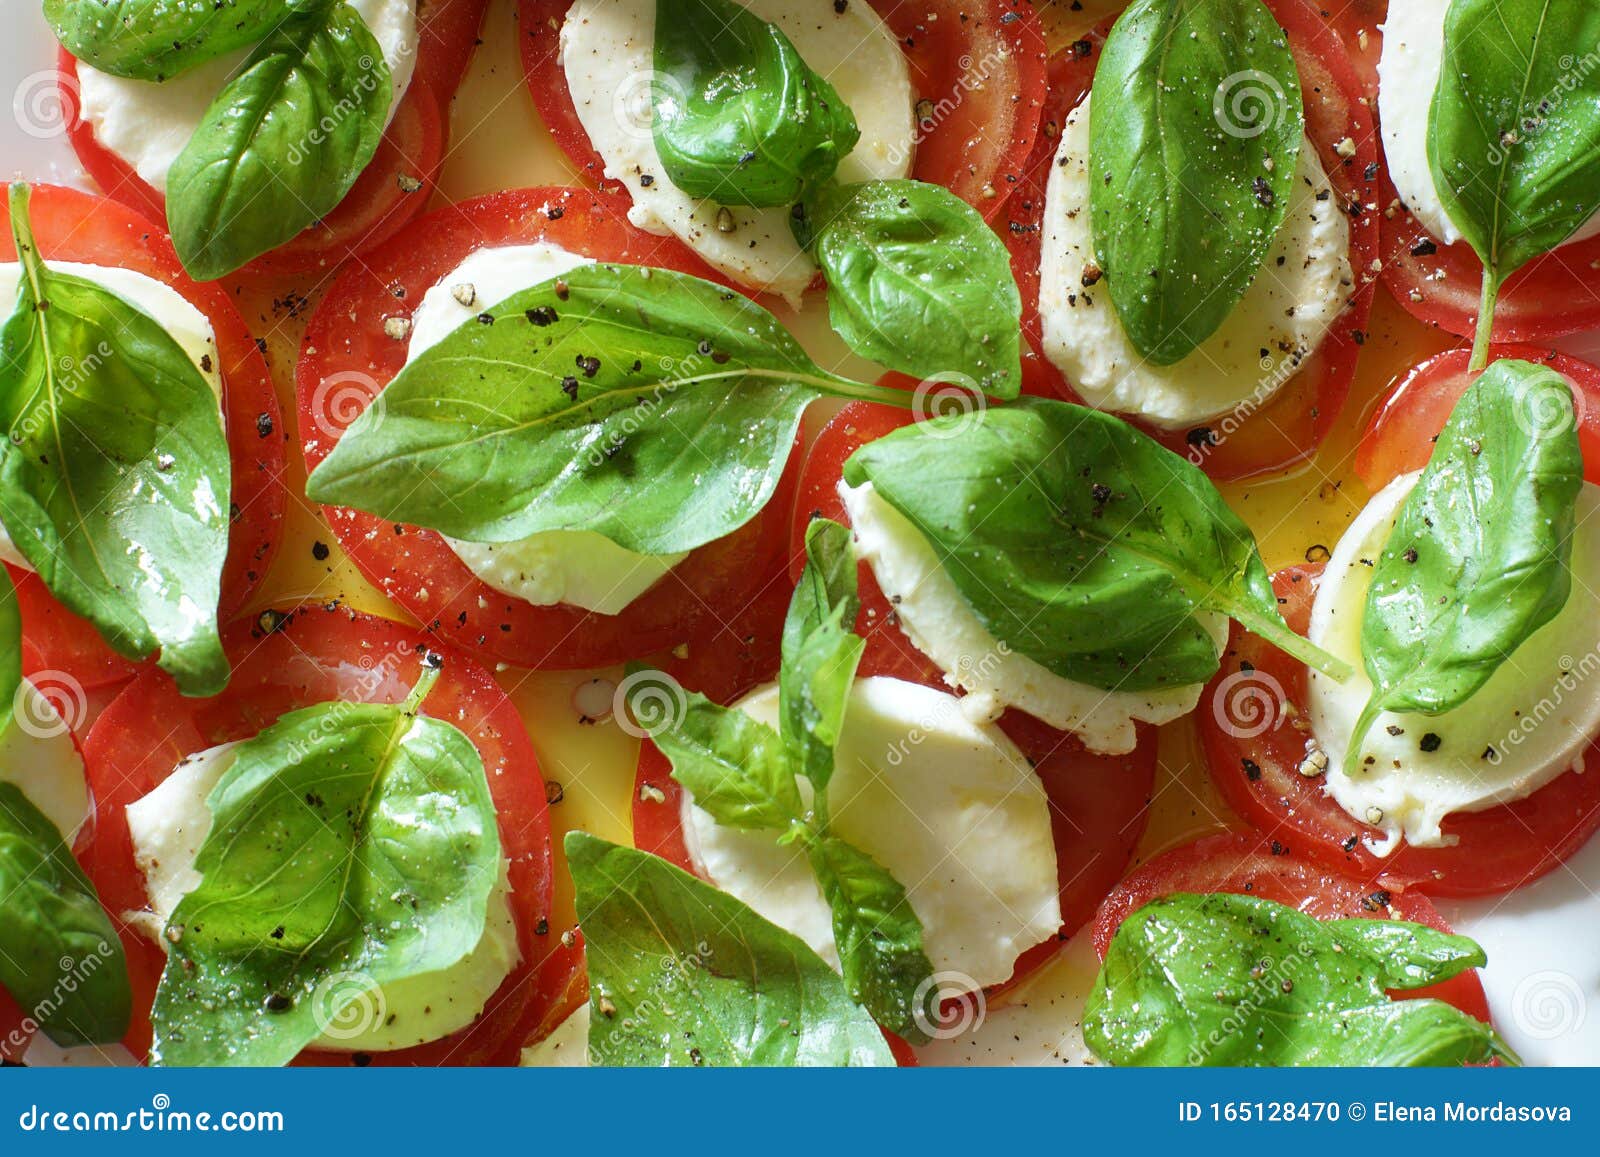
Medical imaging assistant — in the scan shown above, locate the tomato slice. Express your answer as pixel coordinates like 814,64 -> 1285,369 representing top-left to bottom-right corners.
57,0 -> 487,278
78,604 -> 556,1066
1002,0 -> 1378,480
637,400 -> 1158,1004
0,986 -> 30,1064
1090,832 -> 1492,1024
0,183 -> 286,694
518,0 -> 1046,221
297,186 -> 800,670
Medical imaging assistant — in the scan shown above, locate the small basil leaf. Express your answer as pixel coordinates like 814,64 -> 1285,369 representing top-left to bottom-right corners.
797,180 -> 1022,398
306,264 -> 892,556
44,0 -> 318,82
842,397 -> 1348,692
1349,359 -> 1584,768
1089,0 -> 1303,364
652,0 -> 859,208
780,518 -> 863,793
567,832 -> 895,1067
0,567 -> 19,734
0,781 -> 132,1048
642,684 -> 805,834
807,834 -> 934,1046
0,184 -> 230,696
1429,0 -> 1600,333
150,669 -> 499,1067
166,2 -> 391,280
1084,892 -> 1515,1067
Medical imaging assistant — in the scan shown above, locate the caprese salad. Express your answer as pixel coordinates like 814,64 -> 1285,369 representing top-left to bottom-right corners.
4,0 -> 1599,1070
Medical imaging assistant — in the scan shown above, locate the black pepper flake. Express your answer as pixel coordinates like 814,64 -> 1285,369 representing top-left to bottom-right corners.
1340,834 -> 1360,853
1243,758 -> 1263,782
264,993 -> 293,1013
1419,732 -> 1442,753
834,0 -> 848,12
311,540 -> 330,562
1363,161 -> 1379,182
545,205 -> 565,221
1071,38 -> 1093,58
1386,724 -> 1405,736
525,305 -> 559,326
351,1054 -> 373,1068
545,781 -> 565,806
1252,176 -> 1275,207
1186,426 -> 1217,448
476,312 -> 495,325
1410,238 -> 1438,257
576,354 -> 601,378
257,609 -> 291,636
1361,889 -> 1392,912
200,354 -> 213,373
639,173 -> 655,187
421,649 -> 444,670
1402,547 -> 1418,563
255,412 -> 274,439
560,375 -> 580,400
535,917 -> 550,936
1269,840 -> 1287,856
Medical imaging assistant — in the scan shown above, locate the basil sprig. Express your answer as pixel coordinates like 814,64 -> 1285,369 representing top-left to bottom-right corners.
651,0 -> 859,208
44,0 -> 318,82
0,782 -> 133,1049
150,664 -> 500,1067
0,184 -> 231,696
1429,0 -> 1600,369
567,832 -> 895,1067
843,398 -> 1350,691
634,518 -> 936,1041
1086,892 -> 1515,1067
1347,359 -> 1583,773
1089,0 -> 1303,365
167,0 -> 391,280
794,179 -> 1023,397
305,264 -> 918,556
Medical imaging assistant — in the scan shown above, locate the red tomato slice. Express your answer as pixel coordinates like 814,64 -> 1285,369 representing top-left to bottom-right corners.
518,0 -> 1046,221
78,604 -> 556,1066
1090,832 -> 1492,1024
297,186 -> 801,670
1002,0 -> 1379,480
57,0 -> 487,278
636,400 -> 1158,1004
0,986 -> 30,1064
0,183 -> 286,693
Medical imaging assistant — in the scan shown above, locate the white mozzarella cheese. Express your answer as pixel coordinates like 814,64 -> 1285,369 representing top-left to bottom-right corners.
1308,473 -> 1600,852
1038,95 -> 1354,428
125,740 -> 521,1053
0,260 -> 223,572
681,677 -> 1062,993
520,1002 -> 591,1067
559,0 -> 915,305
1378,0 -> 1600,252
405,242 -> 689,615
76,0 -> 419,195
0,681 -> 89,843
840,479 -> 1228,755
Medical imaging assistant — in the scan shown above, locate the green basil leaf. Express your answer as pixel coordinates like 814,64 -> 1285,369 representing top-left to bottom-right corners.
567,832 -> 895,1067
807,834 -> 933,1046
652,0 -> 859,208
639,683 -> 805,834
780,517 -> 863,793
1349,359 -> 1583,768
0,184 -> 230,696
0,781 -> 131,1047
150,667 -> 499,1067
306,264 -> 901,556
166,1 -> 390,280
0,567 -> 20,735
44,0 -> 318,81
1089,0 -> 1303,364
1084,892 -> 1515,1067
1429,0 -> 1600,324
842,397 -> 1348,692
796,180 -> 1022,398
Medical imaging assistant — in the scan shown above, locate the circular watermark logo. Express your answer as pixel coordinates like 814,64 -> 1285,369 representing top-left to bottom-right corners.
1210,669 -> 1286,739
612,70 -> 686,143
14,671 -> 87,739
13,69 -> 75,140
1212,70 -> 1289,140
311,970 -> 388,1041
1511,970 -> 1587,1041
310,370 -> 383,440
911,372 -> 987,441
912,970 -> 986,1041
612,669 -> 689,739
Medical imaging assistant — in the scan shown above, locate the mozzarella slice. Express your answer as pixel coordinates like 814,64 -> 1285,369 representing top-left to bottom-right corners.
405,242 -> 689,615
1378,0 -> 1600,251
840,480 -> 1228,755
1039,95 -> 1354,428
0,681 -> 89,843
520,1002 -> 591,1067
0,260 -> 224,572
1308,473 -> 1600,852
559,0 -> 914,305
75,0 -> 419,195
125,741 -> 521,1053
681,677 -> 1062,993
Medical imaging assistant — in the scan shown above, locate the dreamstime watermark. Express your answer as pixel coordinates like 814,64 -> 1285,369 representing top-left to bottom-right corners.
588,944 -> 714,1064
1186,938 -> 1317,1064
1488,648 -> 1600,765
12,69 -> 74,140
309,369 -> 383,440
1186,350 -> 1305,465
10,343 -> 116,447
1509,367 -> 1587,440
1212,69 -> 1291,140
913,970 -> 986,1042
611,69 -> 688,143
2,939 -> 120,1059
16,1093 -> 284,1134
284,43 -> 410,167
310,969 -> 389,1041
910,372 -> 987,441
281,641 -> 416,766
884,47 -> 1012,173
883,644 -> 1011,768
1210,668 -> 1287,740
12,670 -> 88,739
1484,45 -> 1600,166
613,668 -> 689,739
1510,969 -> 1587,1042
